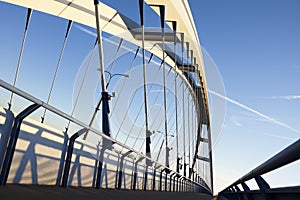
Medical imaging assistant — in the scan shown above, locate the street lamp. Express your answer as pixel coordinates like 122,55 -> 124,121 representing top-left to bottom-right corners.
151,130 -> 174,138
83,69 -> 129,140
103,69 -> 129,89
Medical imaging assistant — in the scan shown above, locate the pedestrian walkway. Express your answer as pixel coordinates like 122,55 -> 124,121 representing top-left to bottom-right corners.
0,184 -> 213,200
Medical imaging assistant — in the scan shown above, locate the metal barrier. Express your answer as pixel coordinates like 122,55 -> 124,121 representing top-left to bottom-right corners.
0,79 -> 211,194
218,139 -> 300,199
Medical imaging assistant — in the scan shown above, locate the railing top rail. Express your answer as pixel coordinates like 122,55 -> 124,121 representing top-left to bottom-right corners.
224,138 -> 300,191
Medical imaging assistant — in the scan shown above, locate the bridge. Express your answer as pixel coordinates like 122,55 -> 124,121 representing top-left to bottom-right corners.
0,0 -> 299,199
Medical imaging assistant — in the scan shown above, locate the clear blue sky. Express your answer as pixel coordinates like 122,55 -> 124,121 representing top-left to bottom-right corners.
189,0 -> 300,193
0,0 -> 299,194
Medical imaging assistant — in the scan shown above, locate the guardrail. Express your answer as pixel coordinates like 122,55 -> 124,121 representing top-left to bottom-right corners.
218,139 -> 300,199
0,79 -> 211,194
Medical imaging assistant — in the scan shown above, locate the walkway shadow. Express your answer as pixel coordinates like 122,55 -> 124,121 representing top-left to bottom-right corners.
1,108 -> 153,189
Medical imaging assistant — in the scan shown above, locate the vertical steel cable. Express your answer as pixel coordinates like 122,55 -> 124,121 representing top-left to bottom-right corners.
138,0 -> 150,160
9,8 -> 32,110
94,5 -> 106,93
66,38 -> 98,130
137,87 -> 176,154
158,6 -> 169,168
138,4 -> 151,190
167,21 -> 179,172
41,20 -> 73,123
188,50 -> 195,175
186,43 -> 190,173
105,38 -> 124,74
174,37 -> 180,172
181,33 -> 186,176
114,58 -> 164,143
110,47 -> 140,116
188,93 -> 191,174
192,99 -> 195,176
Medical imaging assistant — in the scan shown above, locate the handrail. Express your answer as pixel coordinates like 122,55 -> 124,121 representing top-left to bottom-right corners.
0,79 -> 211,193
221,138 -> 300,192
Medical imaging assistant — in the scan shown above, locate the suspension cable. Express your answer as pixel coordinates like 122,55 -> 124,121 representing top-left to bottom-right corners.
123,59 -> 167,151
137,73 -> 177,152
114,56 -> 165,143
140,94 -> 177,157
106,38 -> 124,73
171,22 -> 179,173
139,0 -> 151,162
41,20 -> 73,123
186,42 -> 190,172
110,47 -> 140,115
8,8 -> 32,110
181,33 -> 186,176
66,38 -> 98,130
159,6 -> 169,168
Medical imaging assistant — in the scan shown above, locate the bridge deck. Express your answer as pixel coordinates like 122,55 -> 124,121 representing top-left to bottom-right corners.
0,184 -> 213,200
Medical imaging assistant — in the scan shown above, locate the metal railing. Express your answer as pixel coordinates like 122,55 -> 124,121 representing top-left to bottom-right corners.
218,139 -> 300,199
0,79 -> 211,194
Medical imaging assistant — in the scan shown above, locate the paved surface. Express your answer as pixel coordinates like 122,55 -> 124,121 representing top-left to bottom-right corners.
0,184 -> 213,200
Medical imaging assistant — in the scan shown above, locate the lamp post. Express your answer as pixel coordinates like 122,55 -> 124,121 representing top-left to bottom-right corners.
83,69 -> 129,140
152,130 -> 174,138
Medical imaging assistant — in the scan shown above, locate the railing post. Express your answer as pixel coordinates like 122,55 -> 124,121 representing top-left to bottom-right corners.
169,173 -> 172,191
61,128 -> 87,187
175,175 -> 178,192
164,170 -> 168,191
186,179 -> 188,192
152,168 -> 156,191
143,166 -> 148,191
173,175 -> 177,192
241,182 -> 252,200
132,156 -> 144,190
171,173 -> 176,192
255,176 -> 271,200
234,185 -> 243,200
187,180 -> 189,192
117,151 -> 132,189
133,171 -> 137,190
159,169 -> 163,191
181,178 -> 184,192
0,103 -> 40,185
95,146 -> 106,189
56,130 -> 69,186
